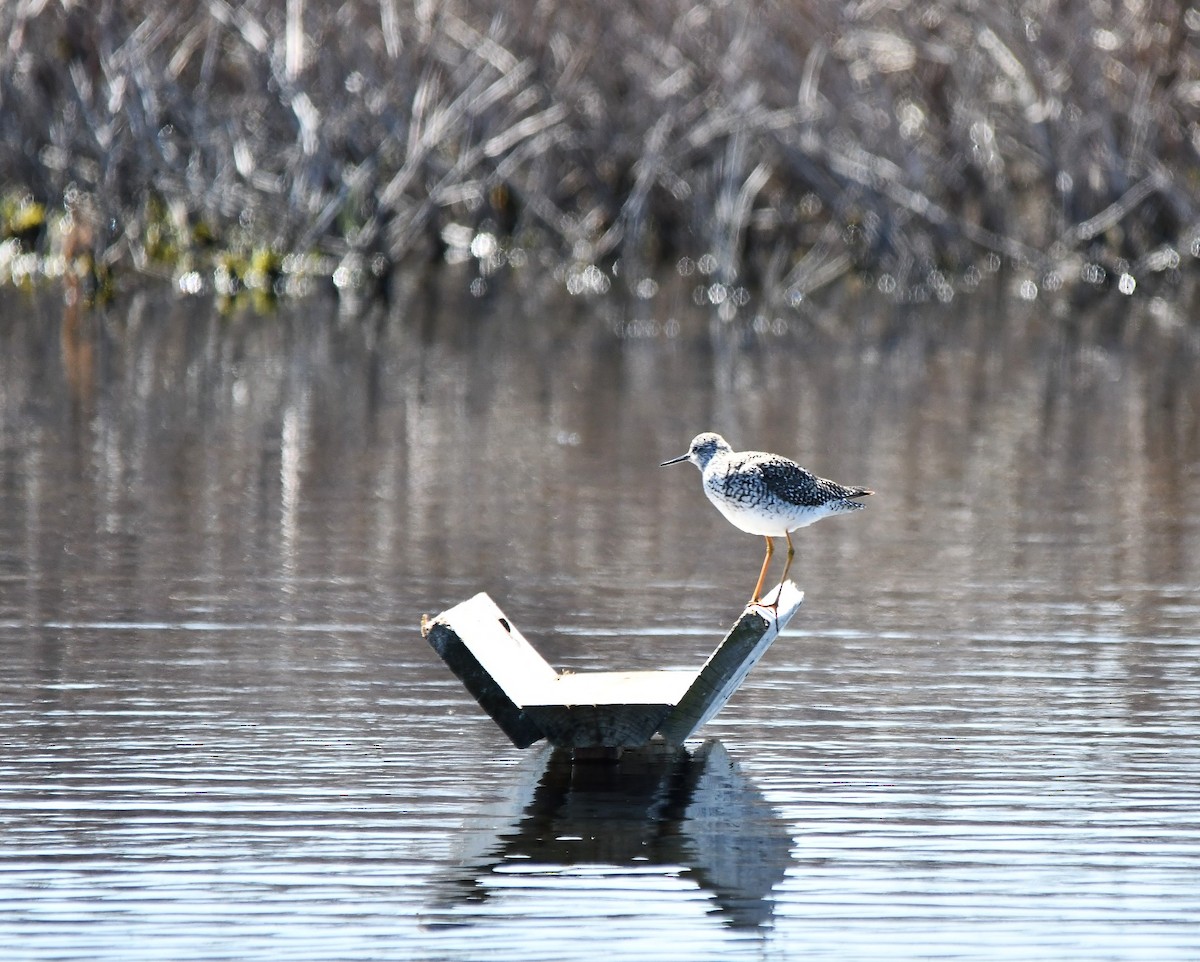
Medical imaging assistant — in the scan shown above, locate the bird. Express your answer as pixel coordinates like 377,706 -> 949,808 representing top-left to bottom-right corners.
660,432 -> 873,608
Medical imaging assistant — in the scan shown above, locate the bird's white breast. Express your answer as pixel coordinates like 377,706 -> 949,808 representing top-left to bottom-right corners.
701,464 -> 831,536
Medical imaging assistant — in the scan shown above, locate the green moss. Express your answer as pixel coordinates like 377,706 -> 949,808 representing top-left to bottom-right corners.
247,247 -> 283,289
2,194 -> 47,245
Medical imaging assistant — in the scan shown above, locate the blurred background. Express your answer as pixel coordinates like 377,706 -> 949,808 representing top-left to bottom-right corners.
2,0 -> 1199,308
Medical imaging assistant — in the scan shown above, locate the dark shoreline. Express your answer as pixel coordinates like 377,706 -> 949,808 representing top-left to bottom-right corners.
2,2 -> 1198,305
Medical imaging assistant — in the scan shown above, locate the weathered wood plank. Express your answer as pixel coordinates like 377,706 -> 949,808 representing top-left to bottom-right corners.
520,671 -> 696,748
423,582 -> 804,750
423,592 -> 557,748
523,703 -> 676,748
657,583 -> 804,745
530,670 -> 696,707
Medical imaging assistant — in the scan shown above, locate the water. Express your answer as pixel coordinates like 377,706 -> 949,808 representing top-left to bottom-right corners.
1,279 -> 1199,960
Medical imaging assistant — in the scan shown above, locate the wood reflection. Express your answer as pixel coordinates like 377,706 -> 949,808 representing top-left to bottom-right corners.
425,740 -> 792,931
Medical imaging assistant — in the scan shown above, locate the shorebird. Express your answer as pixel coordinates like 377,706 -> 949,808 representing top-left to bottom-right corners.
661,432 -> 873,607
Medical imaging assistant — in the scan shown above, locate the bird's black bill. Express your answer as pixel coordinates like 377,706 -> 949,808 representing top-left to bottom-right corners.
660,454 -> 689,466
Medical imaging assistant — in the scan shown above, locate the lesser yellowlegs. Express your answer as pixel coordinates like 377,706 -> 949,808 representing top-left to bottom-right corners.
661,432 -> 873,607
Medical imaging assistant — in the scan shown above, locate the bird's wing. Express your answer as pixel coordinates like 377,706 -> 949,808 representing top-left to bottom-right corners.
754,457 -> 827,507
757,457 -> 872,506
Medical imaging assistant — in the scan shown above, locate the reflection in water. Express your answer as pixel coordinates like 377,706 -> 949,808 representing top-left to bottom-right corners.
428,740 -> 792,930
1,277 -> 1196,647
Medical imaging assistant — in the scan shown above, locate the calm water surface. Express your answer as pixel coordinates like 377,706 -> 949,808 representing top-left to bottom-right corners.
1,279 -> 1199,960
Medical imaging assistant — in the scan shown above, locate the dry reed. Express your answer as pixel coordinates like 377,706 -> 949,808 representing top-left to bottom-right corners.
1,0 -> 1197,305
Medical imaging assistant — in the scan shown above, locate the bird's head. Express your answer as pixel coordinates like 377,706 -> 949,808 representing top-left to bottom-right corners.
660,432 -> 731,471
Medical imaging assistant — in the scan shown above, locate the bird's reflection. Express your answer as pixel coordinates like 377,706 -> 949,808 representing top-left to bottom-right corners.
428,740 -> 793,929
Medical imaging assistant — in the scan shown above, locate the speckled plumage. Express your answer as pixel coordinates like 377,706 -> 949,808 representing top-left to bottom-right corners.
661,432 -> 873,606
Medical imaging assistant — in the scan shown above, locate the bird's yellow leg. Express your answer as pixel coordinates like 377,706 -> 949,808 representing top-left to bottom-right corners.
780,531 -> 796,585
769,531 -> 797,610
751,536 -> 774,604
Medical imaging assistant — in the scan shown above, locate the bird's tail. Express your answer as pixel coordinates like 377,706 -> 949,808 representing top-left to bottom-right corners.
831,487 -> 872,512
